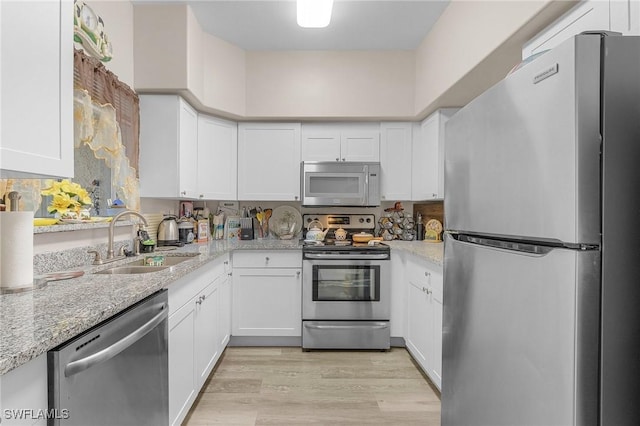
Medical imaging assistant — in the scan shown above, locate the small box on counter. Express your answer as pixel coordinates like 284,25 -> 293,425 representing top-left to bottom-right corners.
197,219 -> 209,242
144,255 -> 165,266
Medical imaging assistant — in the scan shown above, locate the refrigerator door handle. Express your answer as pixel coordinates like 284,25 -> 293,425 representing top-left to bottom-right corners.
451,233 -> 558,255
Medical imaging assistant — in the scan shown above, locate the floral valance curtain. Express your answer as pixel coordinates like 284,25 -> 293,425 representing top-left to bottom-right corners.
73,48 -> 140,175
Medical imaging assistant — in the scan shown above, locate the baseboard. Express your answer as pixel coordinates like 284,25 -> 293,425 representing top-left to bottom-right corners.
391,336 -> 406,347
228,336 -> 302,347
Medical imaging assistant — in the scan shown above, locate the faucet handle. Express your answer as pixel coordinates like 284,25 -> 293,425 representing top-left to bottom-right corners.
87,249 -> 103,265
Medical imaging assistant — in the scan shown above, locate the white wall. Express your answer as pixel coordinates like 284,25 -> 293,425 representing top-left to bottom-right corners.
134,4 -> 188,91
245,50 -> 415,120
413,0 -> 576,118
77,1 -> 135,88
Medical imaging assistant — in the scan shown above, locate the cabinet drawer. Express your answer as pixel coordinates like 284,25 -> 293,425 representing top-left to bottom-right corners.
168,256 -> 227,315
232,250 -> 301,268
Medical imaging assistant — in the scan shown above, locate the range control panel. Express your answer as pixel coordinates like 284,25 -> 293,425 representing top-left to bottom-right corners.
302,214 -> 376,230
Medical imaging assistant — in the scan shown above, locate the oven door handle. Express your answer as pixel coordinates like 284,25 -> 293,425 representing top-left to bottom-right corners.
304,253 -> 389,260
304,322 -> 389,330
64,303 -> 167,378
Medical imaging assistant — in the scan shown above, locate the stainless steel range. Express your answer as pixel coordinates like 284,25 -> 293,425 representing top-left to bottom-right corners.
302,214 -> 391,350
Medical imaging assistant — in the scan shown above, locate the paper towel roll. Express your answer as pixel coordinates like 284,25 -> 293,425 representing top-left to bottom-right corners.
0,211 -> 34,291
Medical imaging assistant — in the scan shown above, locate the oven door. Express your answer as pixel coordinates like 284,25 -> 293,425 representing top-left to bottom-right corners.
303,258 -> 390,320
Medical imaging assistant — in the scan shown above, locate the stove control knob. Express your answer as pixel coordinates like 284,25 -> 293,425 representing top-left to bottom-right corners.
366,218 -> 372,223
359,218 -> 364,223
306,218 -> 312,223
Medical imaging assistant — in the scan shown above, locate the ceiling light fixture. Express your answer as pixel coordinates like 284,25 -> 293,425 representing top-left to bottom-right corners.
297,0 -> 334,28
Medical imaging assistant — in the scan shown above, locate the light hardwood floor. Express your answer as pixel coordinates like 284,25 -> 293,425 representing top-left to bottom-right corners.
183,347 -> 441,425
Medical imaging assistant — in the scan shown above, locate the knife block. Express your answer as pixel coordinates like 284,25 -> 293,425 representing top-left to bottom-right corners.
240,218 -> 254,240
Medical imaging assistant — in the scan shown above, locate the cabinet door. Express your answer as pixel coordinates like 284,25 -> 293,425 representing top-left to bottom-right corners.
340,132 -> 380,161
238,123 -> 301,201
194,282 -> 220,387
431,296 -> 443,390
380,122 -> 412,201
0,0 -> 73,178
218,275 -> 232,349
302,131 -> 341,161
522,0 -> 610,59
197,115 -> 237,200
390,250 -> 407,338
406,278 -> 431,372
412,114 -> 439,200
168,301 -> 196,426
232,268 -> 302,336
178,99 -> 199,199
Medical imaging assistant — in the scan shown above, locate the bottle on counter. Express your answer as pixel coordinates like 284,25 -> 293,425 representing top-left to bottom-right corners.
416,212 -> 424,241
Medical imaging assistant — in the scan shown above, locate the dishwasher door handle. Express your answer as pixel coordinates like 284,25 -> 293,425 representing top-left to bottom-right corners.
64,303 -> 167,377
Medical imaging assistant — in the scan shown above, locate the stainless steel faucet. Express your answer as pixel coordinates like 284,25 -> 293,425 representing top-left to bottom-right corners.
88,210 -> 149,265
107,210 -> 149,259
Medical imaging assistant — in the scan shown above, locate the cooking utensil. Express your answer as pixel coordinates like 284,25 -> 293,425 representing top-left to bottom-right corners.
353,232 -> 375,243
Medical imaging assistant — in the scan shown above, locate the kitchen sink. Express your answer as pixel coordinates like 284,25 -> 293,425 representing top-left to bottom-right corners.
95,265 -> 169,275
124,255 -> 198,267
94,254 -> 199,275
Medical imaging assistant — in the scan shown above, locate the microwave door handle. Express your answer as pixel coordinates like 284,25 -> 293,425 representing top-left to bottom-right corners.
304,253 -> 389,260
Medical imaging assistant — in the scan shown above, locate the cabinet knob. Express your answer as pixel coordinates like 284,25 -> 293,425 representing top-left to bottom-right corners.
201,294 -> 206,301
265,256 -> 270,262
336,158 -> 340,162
199,194 -> 204,199
296,271 -> 301,278
224,261 -> 228,265
342,158 -> 346,161
181,191 -> 187,196
228,272 -> 233,276
295,195 -> 299,200
432,193 -> 437,198
426,288 -> 432,295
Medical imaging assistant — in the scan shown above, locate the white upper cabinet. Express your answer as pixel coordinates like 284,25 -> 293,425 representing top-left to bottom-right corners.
139,95 -> 199,198
523,0 -> 640,59
197,115 -> 237,200
380,122 -> 413,201
412,109 -> 458,201
238,123 -> 301,201
301,123 -> 380,162
0,0 -> 73,178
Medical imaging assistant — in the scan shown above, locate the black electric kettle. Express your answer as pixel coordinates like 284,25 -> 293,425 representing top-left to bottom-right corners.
157,216 -> 180,246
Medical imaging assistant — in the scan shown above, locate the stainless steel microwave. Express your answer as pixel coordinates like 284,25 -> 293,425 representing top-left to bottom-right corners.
301,161 -> 381,207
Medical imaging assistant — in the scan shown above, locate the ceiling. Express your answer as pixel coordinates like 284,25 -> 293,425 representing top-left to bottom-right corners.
177,0 -> 451,51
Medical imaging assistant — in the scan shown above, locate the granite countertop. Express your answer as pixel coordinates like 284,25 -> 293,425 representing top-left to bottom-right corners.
0,238 -> 442,376
384,240 -> 444,266
0,239 -> 301,376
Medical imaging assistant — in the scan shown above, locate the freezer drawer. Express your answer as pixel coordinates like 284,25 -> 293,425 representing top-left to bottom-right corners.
442,234 -> 600,426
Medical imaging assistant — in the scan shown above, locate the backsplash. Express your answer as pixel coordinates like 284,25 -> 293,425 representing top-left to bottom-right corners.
33,240 -> 132,275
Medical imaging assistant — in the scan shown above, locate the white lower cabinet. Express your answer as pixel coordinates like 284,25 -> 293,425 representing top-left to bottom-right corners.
404,254 -> 444,390
168,300 -> 197,426
194,281 -> 220,385
168,255 -> 230,426
0,354 -> 47,426
232,251 -> 302,337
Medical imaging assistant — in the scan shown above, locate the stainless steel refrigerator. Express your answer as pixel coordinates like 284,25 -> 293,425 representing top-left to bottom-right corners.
442,32 -> 640,426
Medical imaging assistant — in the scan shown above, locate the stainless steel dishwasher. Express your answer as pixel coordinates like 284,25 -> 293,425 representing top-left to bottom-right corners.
48,290 -> 168,426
